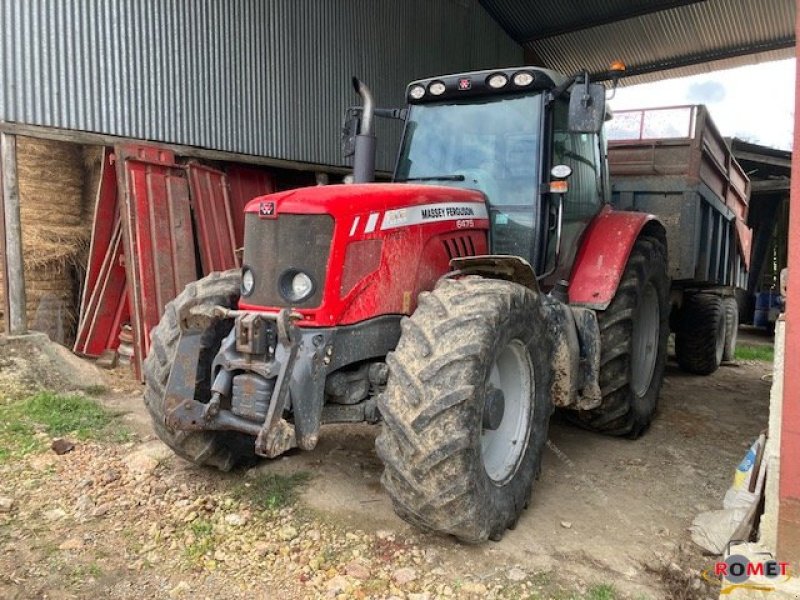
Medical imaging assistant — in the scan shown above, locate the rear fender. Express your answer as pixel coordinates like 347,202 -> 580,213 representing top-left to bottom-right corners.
569,206 -> 666,310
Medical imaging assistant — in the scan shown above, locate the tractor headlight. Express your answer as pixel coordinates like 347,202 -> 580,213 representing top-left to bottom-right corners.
292,272 -> 314,299
241,267 -> 255,296
279,269 -> 315,303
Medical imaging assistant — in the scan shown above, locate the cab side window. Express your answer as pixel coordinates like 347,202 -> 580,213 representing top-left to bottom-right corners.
552,101 -> 602,220
544,100 -> 604,283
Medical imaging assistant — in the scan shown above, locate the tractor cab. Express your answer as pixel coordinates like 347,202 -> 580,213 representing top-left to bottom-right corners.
393,67 -> 611,284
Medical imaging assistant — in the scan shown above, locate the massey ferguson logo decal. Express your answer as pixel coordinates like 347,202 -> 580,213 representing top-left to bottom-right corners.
347,203 -> 488,237
458,78 -> 471,91
420,206 -> 476,219
259,201 -> 276,218
380,203 -> 488,231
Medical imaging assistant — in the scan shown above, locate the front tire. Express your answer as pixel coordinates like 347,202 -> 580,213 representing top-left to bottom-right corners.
567,235 -> 669,438
376,277 -> 554,543
143,270 -> 256,471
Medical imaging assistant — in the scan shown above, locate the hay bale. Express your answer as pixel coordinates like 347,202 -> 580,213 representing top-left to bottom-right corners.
0,138 -> 100,343
18,136 -> 85,226
17,137 -> 91,271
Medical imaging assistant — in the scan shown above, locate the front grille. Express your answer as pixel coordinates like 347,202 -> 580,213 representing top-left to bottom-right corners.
242,212 -> 334,308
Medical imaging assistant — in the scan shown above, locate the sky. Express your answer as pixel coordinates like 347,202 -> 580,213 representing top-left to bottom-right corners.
609,58 -> 796,151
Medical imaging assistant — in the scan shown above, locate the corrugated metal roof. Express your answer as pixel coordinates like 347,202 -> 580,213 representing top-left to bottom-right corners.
480,0 -> 795,86
480,0 -> 708,42
0,0 -> 521,170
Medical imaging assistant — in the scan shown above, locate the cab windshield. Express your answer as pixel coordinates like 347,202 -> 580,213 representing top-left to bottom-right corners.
395,93 -> 543,206
395,93 -> 544,258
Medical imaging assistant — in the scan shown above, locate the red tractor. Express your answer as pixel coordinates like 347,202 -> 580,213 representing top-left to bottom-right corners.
145,67 -> 672,543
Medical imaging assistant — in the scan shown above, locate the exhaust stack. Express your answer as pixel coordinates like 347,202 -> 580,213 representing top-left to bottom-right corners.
352,77 -> 376,183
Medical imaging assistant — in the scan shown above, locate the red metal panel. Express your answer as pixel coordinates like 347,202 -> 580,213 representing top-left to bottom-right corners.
186,162 -> 239,273
74,148 -> 131,357
73,220 -> 130,356
117,144 -> 197,378
735,219 -> 753,271
78,148 -> 117,315
568,206 -> 661,309
225,165 -> 275,246
777,1 -> 800,562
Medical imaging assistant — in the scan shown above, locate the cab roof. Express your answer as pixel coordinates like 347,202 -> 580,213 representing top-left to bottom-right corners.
406,66 -> 568,104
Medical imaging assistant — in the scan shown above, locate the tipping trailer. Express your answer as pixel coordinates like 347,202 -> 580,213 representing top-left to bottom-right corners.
607,105 -> 751,374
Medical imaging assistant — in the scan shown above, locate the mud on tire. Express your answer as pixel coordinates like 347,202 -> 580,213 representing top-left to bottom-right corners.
143,270 -> 256,471
567,235 -> 669,438
675,293 -> 726,376
376,277 -> 554,543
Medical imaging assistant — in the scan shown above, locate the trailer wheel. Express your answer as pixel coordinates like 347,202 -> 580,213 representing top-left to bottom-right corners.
567,235 -> 669,438
675,293 -> 726,375
722,296 -> 739,362
376,277 -> 554,543
143,270 -> 256,471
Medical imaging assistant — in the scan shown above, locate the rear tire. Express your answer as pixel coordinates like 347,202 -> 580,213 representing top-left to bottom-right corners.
675,293 -> 725,375
722,296 -> 739,362
143,270 -> 256,471
376,277 -> 554,543
566,235 -> 669,438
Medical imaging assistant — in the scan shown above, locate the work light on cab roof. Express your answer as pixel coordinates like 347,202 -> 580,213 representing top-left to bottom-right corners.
513,71 -> 535,86
487,73 -> 508,88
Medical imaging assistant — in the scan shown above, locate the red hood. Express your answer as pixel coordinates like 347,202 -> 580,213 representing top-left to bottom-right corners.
244,183 -> 486,217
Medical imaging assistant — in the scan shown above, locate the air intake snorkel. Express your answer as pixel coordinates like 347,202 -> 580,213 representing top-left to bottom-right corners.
352,77 -> 376,183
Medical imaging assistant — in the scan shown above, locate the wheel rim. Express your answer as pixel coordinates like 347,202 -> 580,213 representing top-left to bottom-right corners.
631,283 -> 659,397
715,306 -> 726,364
481,339 -> 533,485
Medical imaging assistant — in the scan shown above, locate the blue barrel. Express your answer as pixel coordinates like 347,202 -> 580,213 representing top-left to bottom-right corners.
754,291 -> 781,328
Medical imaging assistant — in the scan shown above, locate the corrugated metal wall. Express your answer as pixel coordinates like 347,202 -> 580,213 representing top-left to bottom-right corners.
0,0 -> 521,171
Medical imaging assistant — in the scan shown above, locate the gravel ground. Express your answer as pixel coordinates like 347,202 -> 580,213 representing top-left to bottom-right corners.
0,334 -> 773,599
0,435 -> 609,600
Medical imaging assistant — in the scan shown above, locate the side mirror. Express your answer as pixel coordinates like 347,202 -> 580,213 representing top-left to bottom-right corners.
341,108 -> 361,158
568,77 -> 605,134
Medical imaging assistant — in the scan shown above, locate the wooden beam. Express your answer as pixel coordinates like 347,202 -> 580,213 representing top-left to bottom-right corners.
591,36 -> 795,81
0,133 -> 27,335
0,121 -> 369,178
734,150 -> 792,170
0,133 -> 7,333
751,179 -> 791,193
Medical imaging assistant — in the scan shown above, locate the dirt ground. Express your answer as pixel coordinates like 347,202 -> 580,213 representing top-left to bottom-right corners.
289,358 -> 772,597
0,339 -> 773,600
